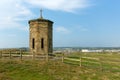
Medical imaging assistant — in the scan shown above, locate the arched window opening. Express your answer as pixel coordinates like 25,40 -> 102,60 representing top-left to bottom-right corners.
41,38 -> 44,49
32,38 -> 35,49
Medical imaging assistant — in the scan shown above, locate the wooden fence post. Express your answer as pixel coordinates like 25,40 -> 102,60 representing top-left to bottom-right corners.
20,49 -> 22,61
9,51 -> 12,59
80,53 -> 82,67
62,53 -> 64,63
99,58 -> 103,72
32,51 -> 35,60
0,51 -> 2,58
46,53 -> 48,62
79,54 -> 82,67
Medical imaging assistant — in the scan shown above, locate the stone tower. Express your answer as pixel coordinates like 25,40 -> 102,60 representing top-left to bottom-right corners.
28,10 -> 53,55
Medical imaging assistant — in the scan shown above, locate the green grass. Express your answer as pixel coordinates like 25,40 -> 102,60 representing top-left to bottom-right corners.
0,52 -> 120,80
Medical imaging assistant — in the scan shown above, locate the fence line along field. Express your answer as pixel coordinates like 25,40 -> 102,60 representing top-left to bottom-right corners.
0,49 -> 120,80
63,52 -> 120,70
0,48 -> 31,60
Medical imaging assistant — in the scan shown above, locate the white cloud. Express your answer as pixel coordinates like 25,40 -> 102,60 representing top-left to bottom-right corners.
0,0 -> 33,30
75,26 -> 88,32
0,17 -> 20,29
0,0 -> 92,30
55,26 -> 70,34
25,0 -> 91,12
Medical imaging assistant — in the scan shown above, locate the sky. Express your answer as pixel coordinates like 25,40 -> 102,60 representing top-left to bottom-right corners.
0,0 -> 120,48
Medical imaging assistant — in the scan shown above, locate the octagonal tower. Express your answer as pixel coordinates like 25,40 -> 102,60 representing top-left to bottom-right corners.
28,10 -> 53,55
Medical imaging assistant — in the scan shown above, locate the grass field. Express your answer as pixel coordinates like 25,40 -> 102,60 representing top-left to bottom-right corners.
0,52 -> 120,80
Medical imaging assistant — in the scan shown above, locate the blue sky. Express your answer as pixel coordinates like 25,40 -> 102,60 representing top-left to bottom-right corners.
0,0 -> 120,48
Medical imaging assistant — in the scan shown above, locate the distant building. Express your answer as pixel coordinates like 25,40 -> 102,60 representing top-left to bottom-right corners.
105,49 -> 120,52
28,10 -> 53,54
81,49 -> 89,52
81,49 -> 103,52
